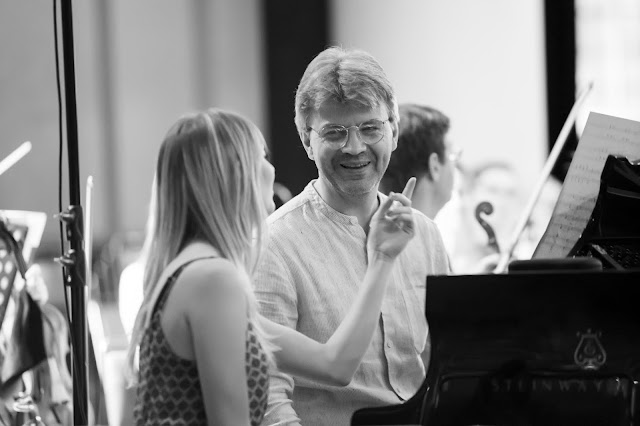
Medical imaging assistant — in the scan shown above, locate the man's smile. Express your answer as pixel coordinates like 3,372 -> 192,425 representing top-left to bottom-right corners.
340,160 -> 371,170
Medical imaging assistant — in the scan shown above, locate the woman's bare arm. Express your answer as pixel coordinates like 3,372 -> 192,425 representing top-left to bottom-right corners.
185,260 -> 253,425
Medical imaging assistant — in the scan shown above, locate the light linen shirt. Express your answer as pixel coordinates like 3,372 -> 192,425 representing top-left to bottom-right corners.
254,181 -> 450,426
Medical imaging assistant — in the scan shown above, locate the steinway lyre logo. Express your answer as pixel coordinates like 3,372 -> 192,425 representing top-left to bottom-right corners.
574,329 -> 606,370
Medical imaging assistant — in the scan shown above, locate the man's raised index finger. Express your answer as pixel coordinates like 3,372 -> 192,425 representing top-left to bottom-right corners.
402,177 -> 417,200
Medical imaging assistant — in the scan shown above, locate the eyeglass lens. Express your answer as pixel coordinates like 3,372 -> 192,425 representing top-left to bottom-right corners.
319,120 -> 386,147
448,148 -> 462,163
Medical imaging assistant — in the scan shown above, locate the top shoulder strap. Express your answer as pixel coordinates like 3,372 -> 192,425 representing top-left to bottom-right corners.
144,242 -> 221,329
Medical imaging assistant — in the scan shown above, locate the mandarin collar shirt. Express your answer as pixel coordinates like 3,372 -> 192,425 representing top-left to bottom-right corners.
254,180 -> 450,425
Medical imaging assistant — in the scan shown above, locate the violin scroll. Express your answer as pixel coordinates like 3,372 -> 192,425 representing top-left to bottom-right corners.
474,201 -> 500,254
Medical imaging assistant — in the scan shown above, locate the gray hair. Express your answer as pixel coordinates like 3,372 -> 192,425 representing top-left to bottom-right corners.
294,46 -> 399,142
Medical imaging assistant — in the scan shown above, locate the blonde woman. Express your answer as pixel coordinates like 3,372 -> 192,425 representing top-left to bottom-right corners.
127,108 -> 416,425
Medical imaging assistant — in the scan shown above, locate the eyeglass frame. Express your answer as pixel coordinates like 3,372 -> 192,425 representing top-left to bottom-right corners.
306,118 -> 391,149
446,147 -> 463,164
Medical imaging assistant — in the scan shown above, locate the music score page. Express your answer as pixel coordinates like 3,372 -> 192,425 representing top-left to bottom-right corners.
533,112 -> 640,258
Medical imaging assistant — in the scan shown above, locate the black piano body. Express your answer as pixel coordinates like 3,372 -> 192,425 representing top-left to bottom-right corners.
352,270 -> 640,426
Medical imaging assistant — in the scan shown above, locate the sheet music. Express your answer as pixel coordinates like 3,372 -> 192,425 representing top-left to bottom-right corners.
533,112 -> 640,258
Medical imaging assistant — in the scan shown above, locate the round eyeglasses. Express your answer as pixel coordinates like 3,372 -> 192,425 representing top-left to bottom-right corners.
307,119 -> 389,149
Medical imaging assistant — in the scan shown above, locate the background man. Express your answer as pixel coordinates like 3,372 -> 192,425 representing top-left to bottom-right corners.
381,103 -> 459,220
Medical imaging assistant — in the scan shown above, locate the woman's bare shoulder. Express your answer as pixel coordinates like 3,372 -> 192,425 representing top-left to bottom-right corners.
174,257 -> 248,304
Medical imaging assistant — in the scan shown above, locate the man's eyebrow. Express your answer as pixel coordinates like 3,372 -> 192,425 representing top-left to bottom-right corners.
320,121 -> 344,127
322,118 -> 381,127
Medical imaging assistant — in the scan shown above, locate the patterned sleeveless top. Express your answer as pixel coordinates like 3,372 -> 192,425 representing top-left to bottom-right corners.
133,261 -> 270,425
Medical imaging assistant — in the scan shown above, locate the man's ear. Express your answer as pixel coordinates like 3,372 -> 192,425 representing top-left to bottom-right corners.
428,152 -> 442,181
301,132 -> 314,160
390,120 -> 399,151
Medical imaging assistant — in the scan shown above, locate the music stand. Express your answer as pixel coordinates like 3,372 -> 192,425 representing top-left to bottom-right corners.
0,210 -> 47,391
0,210 -> 46,328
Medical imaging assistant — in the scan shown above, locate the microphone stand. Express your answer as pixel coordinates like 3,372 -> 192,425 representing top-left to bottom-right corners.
56,0 -> 89,424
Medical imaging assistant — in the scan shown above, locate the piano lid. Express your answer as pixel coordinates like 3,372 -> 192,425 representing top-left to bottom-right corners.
570,155 -> 640,270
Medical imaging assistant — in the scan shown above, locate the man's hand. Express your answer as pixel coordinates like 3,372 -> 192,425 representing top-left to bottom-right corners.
368,177 -> 416,261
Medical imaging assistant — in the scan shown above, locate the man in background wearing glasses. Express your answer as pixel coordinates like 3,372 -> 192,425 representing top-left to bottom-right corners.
254,46 -> 450,425
381,103 -> 461,220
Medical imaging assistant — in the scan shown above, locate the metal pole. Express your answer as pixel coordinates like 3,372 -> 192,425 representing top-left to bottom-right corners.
59,0 -> 89,423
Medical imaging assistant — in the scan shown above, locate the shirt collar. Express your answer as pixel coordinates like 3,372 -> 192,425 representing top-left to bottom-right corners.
304,179 -> 385,227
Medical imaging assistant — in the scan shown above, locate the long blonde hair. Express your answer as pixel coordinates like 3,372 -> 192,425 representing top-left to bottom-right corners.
126,108 -> 274,383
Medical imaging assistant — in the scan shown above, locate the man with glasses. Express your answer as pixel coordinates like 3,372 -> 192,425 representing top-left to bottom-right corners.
254,47 -> 450,425
381,103 -> 461,220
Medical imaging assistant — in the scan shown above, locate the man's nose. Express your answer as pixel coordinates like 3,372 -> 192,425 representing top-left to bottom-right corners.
341,127 -> 366,155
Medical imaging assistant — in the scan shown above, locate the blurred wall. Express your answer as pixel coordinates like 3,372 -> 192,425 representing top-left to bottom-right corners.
1,2 -> 69,255
0,0 -> 265,258
1,0 -> 547,262
330,0 -> 548,191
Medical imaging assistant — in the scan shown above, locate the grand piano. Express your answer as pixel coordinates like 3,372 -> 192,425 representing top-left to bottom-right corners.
352,156 -> 640,425
352,270 -> 640,426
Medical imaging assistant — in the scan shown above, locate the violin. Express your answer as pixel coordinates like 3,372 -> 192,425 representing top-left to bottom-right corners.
474,201 -> 500,255
472,201 -> 505,273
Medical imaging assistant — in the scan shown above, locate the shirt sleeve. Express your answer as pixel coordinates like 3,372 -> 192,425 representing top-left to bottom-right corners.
421,218 -> 450,367
433,224 -> 452,275
254,241 -> 302,425
422,217 -> 451,276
